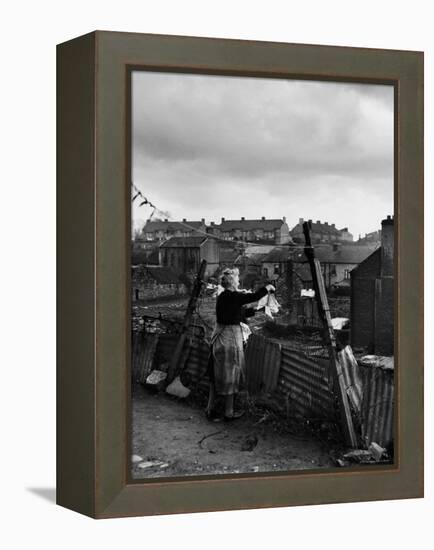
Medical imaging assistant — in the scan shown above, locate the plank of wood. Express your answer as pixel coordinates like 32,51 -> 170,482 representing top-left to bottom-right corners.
167,260 -> 208,382
303,222 -> 358,447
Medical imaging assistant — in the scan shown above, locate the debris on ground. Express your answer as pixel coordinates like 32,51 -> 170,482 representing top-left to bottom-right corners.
336,441 -> 390,466
137,460 -> 169,470
166,375 -> 191,398
146,369 -> 167,391
198,430 -> 225,449
369,442 -> 387,461
241,435 -> 259,452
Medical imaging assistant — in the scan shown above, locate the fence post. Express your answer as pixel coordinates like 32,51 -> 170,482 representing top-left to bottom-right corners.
302,221 -> 357,447
166,260 -> 207,383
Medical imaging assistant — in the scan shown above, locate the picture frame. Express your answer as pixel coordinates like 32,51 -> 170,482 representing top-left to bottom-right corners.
57,30 -> 423,518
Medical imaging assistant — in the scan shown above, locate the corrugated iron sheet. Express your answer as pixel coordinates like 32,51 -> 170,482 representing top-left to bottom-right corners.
278,345 -> 335,420
339,345 -> 363,415
131,331 -> 159,383
359,362 -> 394,449
183,338 -> 210,386
244,334 -> 282,395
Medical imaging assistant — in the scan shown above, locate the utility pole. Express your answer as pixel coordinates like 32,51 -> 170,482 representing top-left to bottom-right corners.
166,260 -> 208,383
302,222 -> 357,447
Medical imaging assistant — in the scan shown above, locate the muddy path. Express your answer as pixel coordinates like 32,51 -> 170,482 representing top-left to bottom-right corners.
131,385 -> 337,479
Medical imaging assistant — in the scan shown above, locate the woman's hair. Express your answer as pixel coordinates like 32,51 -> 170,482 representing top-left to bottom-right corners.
220,268 -> 239,290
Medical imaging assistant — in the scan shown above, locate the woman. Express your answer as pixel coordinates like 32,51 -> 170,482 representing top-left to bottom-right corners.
206,268 -> 275,421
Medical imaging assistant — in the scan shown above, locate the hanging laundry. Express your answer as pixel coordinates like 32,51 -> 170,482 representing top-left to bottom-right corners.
256,293 -> 280,319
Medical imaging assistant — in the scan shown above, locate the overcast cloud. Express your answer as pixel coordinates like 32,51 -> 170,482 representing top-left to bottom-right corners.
132,71 -> 393,238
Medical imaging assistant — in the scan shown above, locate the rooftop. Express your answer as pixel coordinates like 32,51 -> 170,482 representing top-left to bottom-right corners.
213,218 -> 286,232
143,219 -> 205,232
160,236 -> 209,248
293,244 -> 374,264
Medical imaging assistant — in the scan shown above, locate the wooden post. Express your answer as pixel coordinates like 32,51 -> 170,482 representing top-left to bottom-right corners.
302,222 -> 357,447
166,260 -> 207,383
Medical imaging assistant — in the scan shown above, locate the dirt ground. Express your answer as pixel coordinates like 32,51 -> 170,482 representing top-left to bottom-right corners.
131,384 -> 337,480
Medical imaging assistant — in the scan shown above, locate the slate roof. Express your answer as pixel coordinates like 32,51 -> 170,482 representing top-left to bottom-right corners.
219,248 -> 240,263
235,252 -> 269,266
261,247 -> 291,263
293,244 -> 374,265
160,236 -> 209,248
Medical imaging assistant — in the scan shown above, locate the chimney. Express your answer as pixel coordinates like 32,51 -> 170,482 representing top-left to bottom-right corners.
299,217 -> 304,224
325,221 -> 328,226
221,217 -> 225,222
201,218 -> 205,223
182,218 -> 187,222
164,218 -> 168,222
211,221 -> 215,226
381,215 -> 394,276
241,216 -> 245,221
331,223 -> 335,228
261,216 -> 266,220
308,219 -> 312,224
316,220 -> 321,224
282,216 -> 286,223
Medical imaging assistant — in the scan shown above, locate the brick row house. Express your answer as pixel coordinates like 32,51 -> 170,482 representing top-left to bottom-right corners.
207,217 -> 291,244
290,218 -> 354,244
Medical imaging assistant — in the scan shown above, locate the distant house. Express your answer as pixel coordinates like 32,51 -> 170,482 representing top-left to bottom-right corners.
207,217 -> 291,244
351,216 -> 394,355
260,247 -> 291,281
131,237 -> 160,265
131,265 -> 187,301
290,218 -> 354,244
159,236 -> 219,278
292,243 -> 373,290
142,218 -> 207,242
355,229 -> 382,249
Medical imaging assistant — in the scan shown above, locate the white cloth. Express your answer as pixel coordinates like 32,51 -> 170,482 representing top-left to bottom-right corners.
257,293 -> 280,318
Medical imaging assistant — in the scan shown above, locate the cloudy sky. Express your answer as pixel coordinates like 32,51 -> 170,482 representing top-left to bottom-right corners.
132,71 -> 394,239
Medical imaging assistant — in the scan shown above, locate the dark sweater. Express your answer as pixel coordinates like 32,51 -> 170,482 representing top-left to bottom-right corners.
216,287 -> 268,325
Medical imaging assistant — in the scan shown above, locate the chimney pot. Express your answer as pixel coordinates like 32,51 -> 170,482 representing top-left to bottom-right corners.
316,220 -> 320,224
221,217 -> 225,222
182,218 -> 186,222
164,218 -> 168,222
241,217 -> 245,221
261,216 -> 266,220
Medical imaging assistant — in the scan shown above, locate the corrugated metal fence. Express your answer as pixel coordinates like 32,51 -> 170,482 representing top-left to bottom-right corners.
132,326 -> 394,449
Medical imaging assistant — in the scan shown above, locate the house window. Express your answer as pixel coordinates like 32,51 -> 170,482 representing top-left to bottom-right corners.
263,267 -> 268,277
344,269 -> 350,279
274,264 -> 280,275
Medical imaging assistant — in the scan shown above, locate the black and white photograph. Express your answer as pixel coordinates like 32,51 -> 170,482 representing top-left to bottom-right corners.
130,70 -> 395,479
